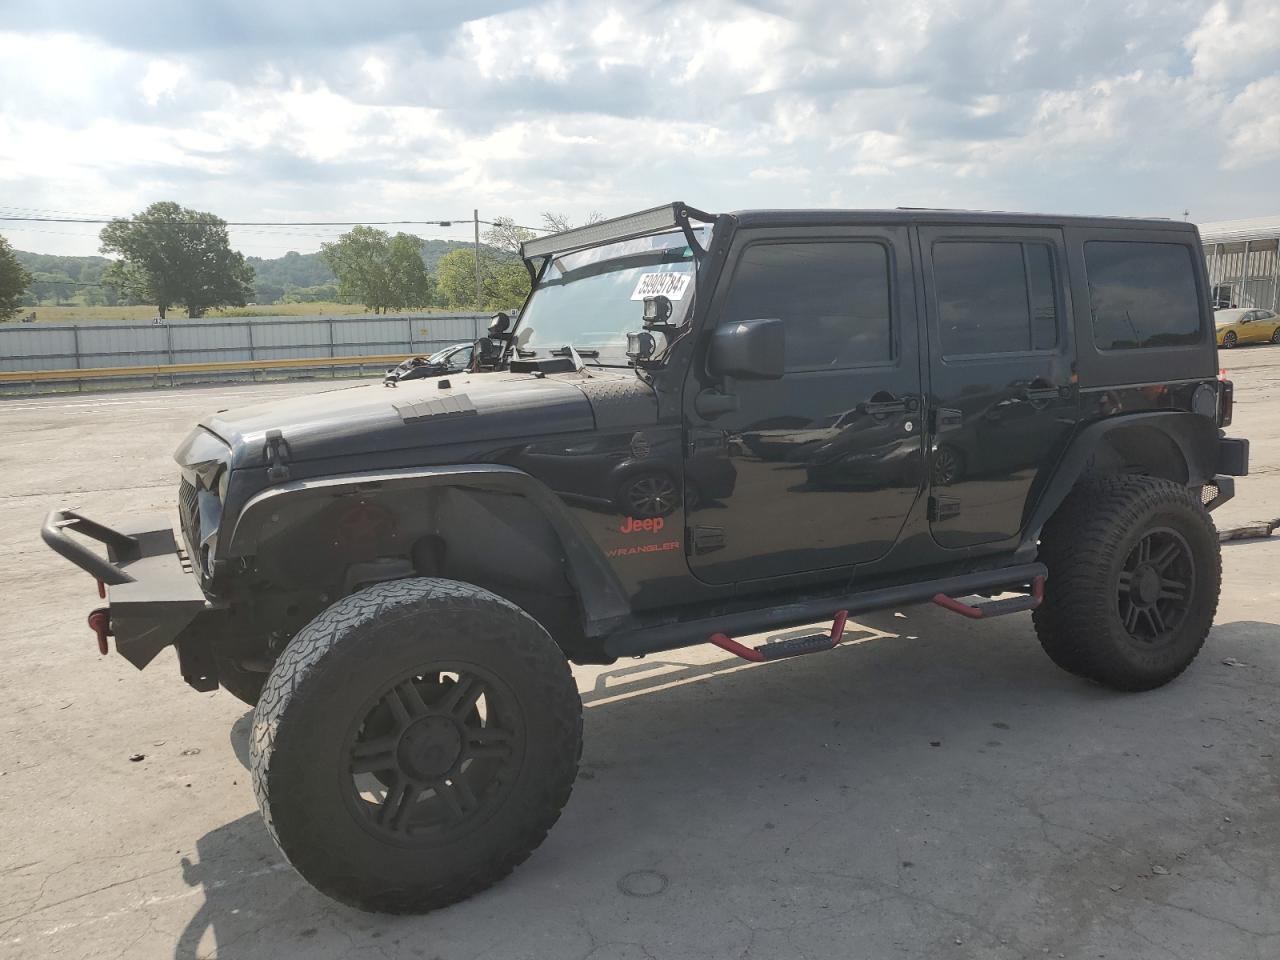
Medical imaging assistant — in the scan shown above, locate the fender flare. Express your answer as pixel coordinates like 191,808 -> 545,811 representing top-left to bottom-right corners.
225,463 -> 631,632
1017,411 -> 1218,558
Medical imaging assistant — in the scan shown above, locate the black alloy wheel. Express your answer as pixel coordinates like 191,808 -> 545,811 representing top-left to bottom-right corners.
344,666 -> 523,842
1115,527 -> 1194,643
1222,331 -> 1237,348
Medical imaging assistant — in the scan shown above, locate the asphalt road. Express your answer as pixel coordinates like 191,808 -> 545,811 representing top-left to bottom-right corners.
1,350 -> 1277,960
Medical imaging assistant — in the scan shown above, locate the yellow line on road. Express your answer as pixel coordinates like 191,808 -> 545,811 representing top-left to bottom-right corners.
0,354 -> 408,383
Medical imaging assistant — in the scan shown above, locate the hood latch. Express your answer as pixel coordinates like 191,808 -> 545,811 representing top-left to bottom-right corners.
264,429 -> 291,483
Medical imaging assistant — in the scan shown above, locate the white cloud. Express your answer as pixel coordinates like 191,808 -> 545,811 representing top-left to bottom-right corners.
139,59 -> 187,106
1223,76 -> 1280,165
1187,0 -> 1280,83
0,1 -> 1277,258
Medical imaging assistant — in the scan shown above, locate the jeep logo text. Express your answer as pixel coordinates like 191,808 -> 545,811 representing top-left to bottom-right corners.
619,516 -> 665,534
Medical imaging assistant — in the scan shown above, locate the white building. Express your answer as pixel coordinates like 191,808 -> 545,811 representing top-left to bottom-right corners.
1199,216 -> 1280,311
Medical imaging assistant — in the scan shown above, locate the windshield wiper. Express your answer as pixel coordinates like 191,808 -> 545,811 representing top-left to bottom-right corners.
550,346 -> 600,358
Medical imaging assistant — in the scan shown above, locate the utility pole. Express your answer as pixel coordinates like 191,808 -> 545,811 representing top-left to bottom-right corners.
473,209 -> 482,311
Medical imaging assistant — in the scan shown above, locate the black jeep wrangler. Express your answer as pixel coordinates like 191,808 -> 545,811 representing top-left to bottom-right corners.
43,203 -> 1249,913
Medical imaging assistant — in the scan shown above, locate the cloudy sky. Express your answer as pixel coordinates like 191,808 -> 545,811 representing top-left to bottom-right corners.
1,0 -> 1277,258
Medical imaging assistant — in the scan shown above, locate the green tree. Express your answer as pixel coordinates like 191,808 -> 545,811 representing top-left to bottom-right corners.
434,248 -> 530,311
98,201 -> 255,318
320,226 -> 434,314
433,216 -> 545,311
541,210 -> 603,233
435,249 -> 477,308
30,270 -> 75,305
0,236 -> 33,319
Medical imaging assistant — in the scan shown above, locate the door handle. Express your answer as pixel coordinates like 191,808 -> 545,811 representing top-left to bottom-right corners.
862,396 -> 914,417
1021,385 -> 1061,402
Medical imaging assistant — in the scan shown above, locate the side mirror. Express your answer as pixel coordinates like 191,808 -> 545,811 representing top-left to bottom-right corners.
708,319 -> 785,380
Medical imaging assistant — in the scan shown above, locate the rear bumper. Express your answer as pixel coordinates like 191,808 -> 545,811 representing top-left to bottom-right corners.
1203,436 -> 1249,512
1217,437 -> 1249,477
41,509 -> 222,687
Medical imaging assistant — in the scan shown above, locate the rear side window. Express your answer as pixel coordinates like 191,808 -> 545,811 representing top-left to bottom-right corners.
932,241 -> 1059,357
721,241 -> 892,371
1085,241 -> 1202,350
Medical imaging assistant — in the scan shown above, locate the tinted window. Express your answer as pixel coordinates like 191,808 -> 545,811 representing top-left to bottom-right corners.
932,241 -> 1059,356
722,242 -> 892,370
1085,241 -> 1202,350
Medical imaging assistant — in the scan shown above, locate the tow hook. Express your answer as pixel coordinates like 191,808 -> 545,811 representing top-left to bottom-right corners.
87,608 -> 111,655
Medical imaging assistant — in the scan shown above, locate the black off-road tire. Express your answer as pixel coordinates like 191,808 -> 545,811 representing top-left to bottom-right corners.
250,578 -> 582,913
1033,475 -> 1220,691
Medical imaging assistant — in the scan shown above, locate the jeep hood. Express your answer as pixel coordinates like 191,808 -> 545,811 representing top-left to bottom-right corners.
195,370 -> 655,469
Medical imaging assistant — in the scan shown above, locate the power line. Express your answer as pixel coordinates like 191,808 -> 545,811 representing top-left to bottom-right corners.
0,215 -> 473,227
477,218 -> 552,233
0,211 -> 554,233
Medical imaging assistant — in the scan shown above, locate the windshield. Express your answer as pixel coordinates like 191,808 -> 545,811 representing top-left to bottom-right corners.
515,228 -> 707,364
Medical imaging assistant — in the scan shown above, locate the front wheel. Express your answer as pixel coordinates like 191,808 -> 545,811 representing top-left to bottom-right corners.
251,578 -> 582,913
1271,327 -> 1280,345
1222,331 -> 1238,348
1033,476 -> 1220,691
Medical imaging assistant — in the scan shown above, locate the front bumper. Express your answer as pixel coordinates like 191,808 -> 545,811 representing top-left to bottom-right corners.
41,509 -> 223,689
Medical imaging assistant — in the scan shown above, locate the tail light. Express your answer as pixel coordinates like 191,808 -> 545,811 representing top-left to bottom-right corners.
1218,377 -> 1234,427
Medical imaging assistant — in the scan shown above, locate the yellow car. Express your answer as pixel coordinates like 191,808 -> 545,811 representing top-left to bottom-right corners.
1216,308 -> 1280,348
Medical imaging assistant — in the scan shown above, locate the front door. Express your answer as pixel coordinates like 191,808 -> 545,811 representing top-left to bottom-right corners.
684,227 -> 925,585
919,225 -> 1078,549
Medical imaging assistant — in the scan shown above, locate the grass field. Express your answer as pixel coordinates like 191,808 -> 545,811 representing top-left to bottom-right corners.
5,302 -> 470,323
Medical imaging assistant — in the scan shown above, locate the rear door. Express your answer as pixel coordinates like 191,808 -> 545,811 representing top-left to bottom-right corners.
683,225 -> 926,585
919,225 -> 1078,549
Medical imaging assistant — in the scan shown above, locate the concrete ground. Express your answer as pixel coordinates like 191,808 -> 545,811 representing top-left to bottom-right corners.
0,351 -> 1277,960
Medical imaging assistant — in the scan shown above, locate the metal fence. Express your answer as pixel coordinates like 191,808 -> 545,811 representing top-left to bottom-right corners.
1203,239 -> 1280,312
0,312 -> 491,393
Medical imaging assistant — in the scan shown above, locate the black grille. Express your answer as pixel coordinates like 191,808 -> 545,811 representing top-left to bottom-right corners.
179,476 -> 200,554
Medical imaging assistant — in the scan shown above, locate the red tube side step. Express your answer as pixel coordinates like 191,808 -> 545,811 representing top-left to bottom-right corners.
711,610 -> 850,663
932,576 -> 1045,619
87,608 -> 111,655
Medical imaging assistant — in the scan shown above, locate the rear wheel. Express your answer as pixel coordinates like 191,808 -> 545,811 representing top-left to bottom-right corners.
1033,476 -> 1220,691
251,578 -> 582,913
1271,327 -> 1280,345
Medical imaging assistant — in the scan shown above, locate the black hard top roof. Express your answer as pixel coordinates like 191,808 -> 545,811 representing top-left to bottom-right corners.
728,208 -> 1195,233
520,202 -> 1196,261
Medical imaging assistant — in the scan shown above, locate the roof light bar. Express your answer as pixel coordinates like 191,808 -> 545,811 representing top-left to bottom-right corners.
520,202 -> 713,261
